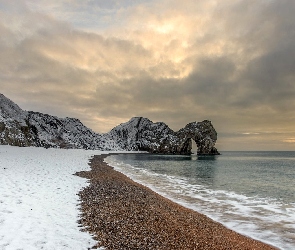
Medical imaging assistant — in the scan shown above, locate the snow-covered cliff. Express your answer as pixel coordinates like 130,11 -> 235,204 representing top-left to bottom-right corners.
0,93 -> 219,154
0,94 -> 108,149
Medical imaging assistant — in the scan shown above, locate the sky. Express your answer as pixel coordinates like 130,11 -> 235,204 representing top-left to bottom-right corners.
0,0 -> 295,151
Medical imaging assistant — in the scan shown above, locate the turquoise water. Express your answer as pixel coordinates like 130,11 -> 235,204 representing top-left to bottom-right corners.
105,152 -> 295,250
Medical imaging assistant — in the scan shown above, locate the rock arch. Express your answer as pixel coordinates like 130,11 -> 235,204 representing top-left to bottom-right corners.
176,120 -> 219,155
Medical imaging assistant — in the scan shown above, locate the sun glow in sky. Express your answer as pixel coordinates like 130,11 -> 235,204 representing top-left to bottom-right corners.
1,0 -> 295,151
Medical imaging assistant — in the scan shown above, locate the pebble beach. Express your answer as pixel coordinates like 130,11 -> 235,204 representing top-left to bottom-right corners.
76,154 -> 277,249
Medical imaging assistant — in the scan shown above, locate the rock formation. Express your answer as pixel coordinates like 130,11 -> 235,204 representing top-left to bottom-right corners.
0,93 -> 219,155
106,117 -> 219,155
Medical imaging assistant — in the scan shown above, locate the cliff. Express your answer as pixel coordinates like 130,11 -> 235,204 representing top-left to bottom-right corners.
0,93 -> 219,155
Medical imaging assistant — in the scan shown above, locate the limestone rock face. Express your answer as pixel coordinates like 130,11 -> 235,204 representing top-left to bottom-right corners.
0,93 -> 219,155
104,117 -> 176,152
0,94 -> 33,147
105,117 -> 219,155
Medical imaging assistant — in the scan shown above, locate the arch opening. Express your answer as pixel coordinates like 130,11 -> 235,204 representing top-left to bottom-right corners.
191,139 -> 198,154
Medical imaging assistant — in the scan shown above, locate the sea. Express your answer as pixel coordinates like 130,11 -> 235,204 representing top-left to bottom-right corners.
105,151 -> 295,250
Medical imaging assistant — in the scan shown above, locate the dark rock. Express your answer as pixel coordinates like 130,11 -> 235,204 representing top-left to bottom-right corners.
0,122 -> 5,133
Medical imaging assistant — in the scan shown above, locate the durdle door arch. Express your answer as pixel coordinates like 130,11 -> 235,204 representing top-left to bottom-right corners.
176,120 -> 220,155
145,120 -> 220,155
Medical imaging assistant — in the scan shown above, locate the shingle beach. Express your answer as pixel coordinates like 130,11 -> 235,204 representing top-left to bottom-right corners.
76,154 -> 277,250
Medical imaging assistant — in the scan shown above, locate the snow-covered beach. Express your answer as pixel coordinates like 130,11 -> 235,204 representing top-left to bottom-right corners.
0,145 -> 103,250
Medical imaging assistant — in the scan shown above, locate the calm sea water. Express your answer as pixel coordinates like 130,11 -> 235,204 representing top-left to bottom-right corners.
105,151 -> 295,250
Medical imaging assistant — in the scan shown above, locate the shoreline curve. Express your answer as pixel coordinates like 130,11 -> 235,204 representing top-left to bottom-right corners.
76,154 -> 278,249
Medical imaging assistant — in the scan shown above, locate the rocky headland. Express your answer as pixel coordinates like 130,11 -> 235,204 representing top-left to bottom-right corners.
0,93 -> 219,155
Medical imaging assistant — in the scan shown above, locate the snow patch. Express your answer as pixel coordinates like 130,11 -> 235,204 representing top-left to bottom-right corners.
0,145 -> 111,250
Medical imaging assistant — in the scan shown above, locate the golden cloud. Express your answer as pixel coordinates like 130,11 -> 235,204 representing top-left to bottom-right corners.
282,138 -> 295,143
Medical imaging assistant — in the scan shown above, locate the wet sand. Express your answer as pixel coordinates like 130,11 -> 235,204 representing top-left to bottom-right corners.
76,154 -> 277,249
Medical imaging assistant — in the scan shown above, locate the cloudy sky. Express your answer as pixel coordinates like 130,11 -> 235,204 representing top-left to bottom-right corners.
1,0 -> 295,151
